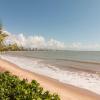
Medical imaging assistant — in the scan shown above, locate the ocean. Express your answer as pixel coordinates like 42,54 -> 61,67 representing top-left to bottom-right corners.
1,50 -> 100,95
4,50 -> 100,63
4,50 -> 100,72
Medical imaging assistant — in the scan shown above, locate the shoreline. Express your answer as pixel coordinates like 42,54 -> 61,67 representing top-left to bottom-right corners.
1,54 -> 100,95
0,58 -> 100,100
2,53 -> 100,72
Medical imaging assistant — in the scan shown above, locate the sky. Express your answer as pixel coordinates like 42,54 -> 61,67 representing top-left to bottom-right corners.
1,0 -> 100,50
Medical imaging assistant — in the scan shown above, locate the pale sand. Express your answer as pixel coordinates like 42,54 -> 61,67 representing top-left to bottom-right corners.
0,59 -> 100,100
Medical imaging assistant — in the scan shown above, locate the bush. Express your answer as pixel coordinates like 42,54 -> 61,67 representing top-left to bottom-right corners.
0,71 -> 60,100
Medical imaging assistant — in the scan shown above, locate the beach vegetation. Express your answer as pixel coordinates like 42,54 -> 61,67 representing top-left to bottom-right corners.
0,71 -> 60,100
0,22 -> 8,51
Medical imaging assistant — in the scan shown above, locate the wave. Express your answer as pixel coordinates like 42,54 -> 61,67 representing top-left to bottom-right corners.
1,54 -> 100,95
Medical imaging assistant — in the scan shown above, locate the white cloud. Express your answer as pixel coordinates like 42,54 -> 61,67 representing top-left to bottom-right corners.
48,39 -> 65,49
3,31 -> 11,35
5,32 -> 65,50
4,31 -> 100,51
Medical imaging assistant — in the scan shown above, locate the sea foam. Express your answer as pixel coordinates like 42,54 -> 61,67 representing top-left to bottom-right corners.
1,55 -> 100,95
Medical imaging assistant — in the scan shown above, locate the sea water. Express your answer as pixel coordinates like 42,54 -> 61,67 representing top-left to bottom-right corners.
1,51 -> 100,95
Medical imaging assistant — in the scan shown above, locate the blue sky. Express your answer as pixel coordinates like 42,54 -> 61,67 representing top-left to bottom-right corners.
1,0 -> 100,50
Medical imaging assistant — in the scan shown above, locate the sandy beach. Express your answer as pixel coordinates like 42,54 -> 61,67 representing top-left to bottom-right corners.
1,0 -> 100,99
0,58 -> 100,100
1,54 -> 100,95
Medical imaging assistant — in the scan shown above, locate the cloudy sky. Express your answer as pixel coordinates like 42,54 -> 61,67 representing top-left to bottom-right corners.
1,0 -> 100,50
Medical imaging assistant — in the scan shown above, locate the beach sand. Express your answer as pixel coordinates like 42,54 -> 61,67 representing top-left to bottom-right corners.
0,58 -> 100,100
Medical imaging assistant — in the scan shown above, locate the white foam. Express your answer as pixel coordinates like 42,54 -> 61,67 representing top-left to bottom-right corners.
1,55 -> 100,95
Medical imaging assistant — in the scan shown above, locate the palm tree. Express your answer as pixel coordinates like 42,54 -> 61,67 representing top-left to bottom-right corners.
0,33 -> 8,45
10,43 -> 19,51
0,21 -> 2,34
0,22 -> 8,51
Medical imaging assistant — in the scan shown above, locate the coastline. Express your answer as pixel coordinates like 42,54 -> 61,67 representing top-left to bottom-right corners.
0,58 -> 100,100
1,54 -> 100,95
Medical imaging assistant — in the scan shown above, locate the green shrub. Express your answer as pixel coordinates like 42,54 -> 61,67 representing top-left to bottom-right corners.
0,71 -> 60,100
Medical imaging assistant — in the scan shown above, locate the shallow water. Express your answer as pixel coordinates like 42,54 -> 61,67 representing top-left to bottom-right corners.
4,51 -> 100,72
5,51 -> 100,62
